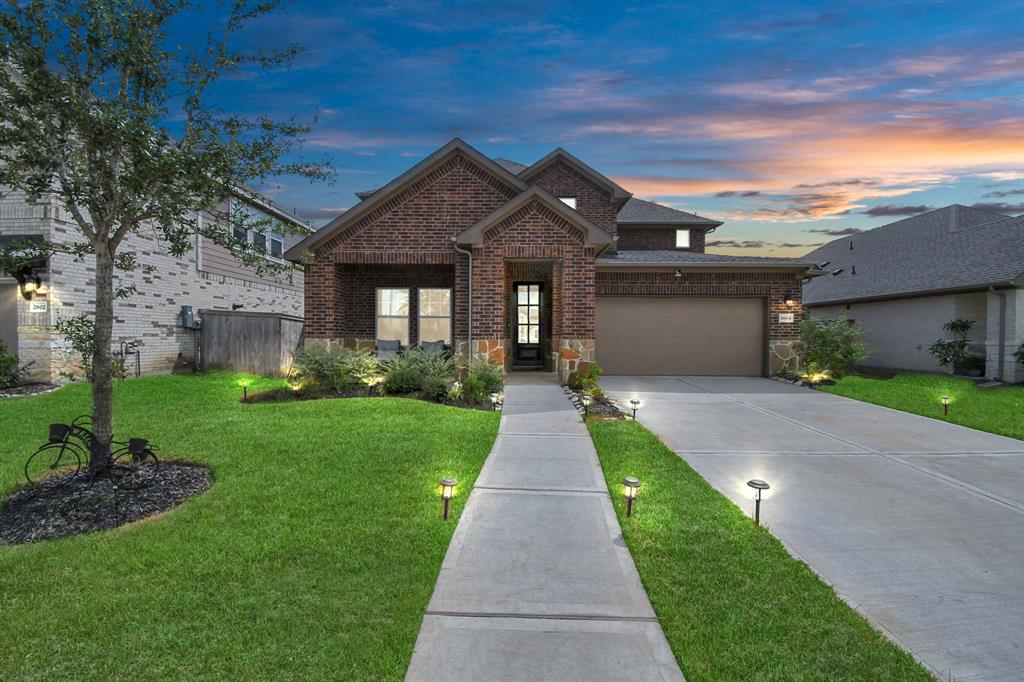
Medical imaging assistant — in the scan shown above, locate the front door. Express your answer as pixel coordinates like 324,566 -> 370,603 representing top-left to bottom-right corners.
512,283 -> 543,368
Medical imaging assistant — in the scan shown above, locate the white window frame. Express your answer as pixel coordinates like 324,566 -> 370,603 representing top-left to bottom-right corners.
230,199 -> 286,263
417,288 -> 453,345
376,287 -> 410,346
675,229 -> 691,249
559,197 -> 577,210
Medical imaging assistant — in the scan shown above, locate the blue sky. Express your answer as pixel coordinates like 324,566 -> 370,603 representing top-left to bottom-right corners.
201,0 -> 1023,257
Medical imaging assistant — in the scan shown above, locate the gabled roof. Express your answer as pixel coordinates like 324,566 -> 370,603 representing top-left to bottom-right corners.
617,197 -> 722,227
456,186 -> 613,247
284,138 -> 528,261
598,249 -> 823,272
518,148 -> 632,203
232,187 -> 310,231
803,205 -> 1023,305
493,157 -> 529,174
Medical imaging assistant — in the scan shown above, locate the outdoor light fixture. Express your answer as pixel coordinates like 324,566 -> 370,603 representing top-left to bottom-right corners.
747,479 -> 770,526
581,394 -> 592,418
490,392 -> 503,411
439,477 -> 458,520
941,395 -> 951,416
17,272 -> 42,300
784,290 -> 797,307
623,477 -> 641,517
674,269 -> 682,279
629,398 -> 640,420
240,380 -> 250,401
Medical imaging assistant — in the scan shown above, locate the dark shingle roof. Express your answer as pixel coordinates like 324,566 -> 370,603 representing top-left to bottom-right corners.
617,198 -> 722,226
492,157 -> 529,174
598,250 -> 817,267
803,205 -> 1023,305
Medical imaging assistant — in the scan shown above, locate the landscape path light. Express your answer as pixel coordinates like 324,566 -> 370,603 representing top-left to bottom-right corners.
581,394 -> 592,419
490,392 -> 503,411
941,394 -> 951,416
439,477 -> 458,521
623,477 -> 641,517
629,398 -> 640,420
240,379 -> 250,402
747,479 -> 770,526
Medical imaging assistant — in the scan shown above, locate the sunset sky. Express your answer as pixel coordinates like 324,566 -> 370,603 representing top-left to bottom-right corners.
204,0 -> 1024,257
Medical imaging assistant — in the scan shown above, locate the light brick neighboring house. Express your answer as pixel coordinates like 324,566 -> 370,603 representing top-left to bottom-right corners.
287,138 -> 823,382
804,205 -> 1024,383
0,189 -> 307,381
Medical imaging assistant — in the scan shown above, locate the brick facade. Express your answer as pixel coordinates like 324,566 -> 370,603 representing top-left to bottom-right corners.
298,141 -> 812,382
529,160 -> 618,241
0,190 -> 304,381
617,226 -> 707,253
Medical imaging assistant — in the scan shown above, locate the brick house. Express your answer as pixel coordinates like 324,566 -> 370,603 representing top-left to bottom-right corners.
0,190 -> 307,381
286,139 -> 822,381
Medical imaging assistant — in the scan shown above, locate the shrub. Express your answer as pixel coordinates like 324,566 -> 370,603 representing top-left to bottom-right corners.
381,347 -> 456,396
575,362 -> 605,400
467,358 -> 503,395
460,376 -> 487,404
381,352 -> 424,394
928,318 -> 975,368
294,346 -> 380,392
0,340 -> 18,389
54,314 -> 96,381
447,380 -> 463,402
794,318 -> 868,378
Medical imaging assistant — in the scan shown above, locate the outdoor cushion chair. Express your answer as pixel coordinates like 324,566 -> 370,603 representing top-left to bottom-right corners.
375,339 -> 401,361
420,340 -> 446,354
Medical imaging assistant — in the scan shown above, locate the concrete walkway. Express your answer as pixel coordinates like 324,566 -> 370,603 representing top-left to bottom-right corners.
603,376 -> 1024,682
406,373 -> 683,682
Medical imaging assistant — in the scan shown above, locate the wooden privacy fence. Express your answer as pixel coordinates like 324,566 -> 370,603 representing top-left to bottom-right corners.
199,309 -> 304,377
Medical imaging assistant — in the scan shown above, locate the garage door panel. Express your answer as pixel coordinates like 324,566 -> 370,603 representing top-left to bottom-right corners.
596,297 -> 764,376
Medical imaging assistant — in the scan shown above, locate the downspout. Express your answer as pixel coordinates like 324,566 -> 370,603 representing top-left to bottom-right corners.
990,286 -> 1006,381
452,238 -> 473,359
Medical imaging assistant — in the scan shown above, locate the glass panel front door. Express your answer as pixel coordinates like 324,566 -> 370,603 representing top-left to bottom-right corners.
513,283 -> 543,367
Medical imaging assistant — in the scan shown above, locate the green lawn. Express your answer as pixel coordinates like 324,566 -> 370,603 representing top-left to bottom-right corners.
588,420 -> 931,681
0,373 -> 498,680
819,373 -> 1024,441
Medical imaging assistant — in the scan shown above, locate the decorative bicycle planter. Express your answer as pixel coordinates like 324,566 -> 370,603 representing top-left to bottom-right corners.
23,415 -> 160,490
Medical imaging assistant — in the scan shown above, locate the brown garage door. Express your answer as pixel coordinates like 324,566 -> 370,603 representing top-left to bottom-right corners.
596,297 -> 765,376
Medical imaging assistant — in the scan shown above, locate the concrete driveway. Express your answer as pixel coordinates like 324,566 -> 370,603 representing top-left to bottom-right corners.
603,376 -> 1024,682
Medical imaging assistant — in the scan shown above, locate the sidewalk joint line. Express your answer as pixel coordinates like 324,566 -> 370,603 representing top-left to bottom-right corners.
474,485 -> 608,495
424,610 -> 659,623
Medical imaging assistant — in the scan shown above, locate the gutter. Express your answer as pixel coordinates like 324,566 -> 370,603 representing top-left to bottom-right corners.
805,282 -> 1018,308
596,261 -> 823,274
452,239 -> 473,357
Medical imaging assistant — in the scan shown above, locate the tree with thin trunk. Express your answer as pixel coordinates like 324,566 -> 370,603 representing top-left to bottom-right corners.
0,0 -> 331,472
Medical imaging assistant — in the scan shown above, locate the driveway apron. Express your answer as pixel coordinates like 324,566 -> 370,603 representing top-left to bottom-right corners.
406,373 -> 683,682
603,375 -> 1024,682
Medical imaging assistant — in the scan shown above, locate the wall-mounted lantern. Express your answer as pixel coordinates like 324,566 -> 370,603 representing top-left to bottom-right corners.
784,290 -> 798,307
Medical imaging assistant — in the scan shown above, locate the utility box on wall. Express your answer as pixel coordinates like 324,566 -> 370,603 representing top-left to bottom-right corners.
199,309 -> 304,376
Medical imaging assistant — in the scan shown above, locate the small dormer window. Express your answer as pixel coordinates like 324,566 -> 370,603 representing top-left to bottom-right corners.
559,197 -> 577,209
676,229 -> 691,249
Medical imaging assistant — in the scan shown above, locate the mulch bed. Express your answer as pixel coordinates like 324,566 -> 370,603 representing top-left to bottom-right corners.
0,461 -> 212,546
0,382 -> 61,399
564,386 -> 625,420
246,386 -> 497,411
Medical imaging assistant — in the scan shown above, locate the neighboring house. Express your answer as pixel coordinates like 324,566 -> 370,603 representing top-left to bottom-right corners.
804,205 -> 1024,383
0,190 -> 308,381
286,138 -> 821,381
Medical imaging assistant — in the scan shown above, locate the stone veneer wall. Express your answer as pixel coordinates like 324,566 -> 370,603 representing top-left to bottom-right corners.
1,190 -> 304,381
